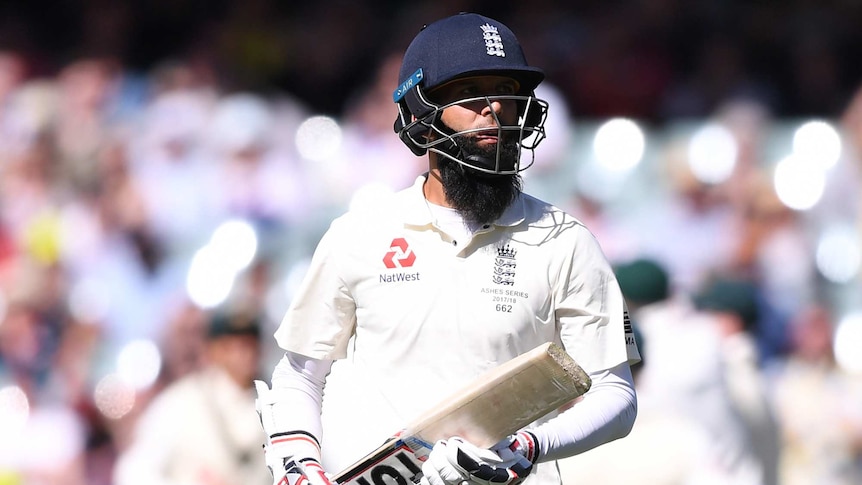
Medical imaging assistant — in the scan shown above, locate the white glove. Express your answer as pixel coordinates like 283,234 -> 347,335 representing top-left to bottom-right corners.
420,436 -> 535,485
489,431 -> 540,470
263,435 -> 335,485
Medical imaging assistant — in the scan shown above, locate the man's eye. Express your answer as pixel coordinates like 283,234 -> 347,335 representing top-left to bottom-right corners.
460,86 -> 479,96
497,84 -> 517,95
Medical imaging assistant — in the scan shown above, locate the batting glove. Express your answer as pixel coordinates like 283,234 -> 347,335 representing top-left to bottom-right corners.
489,431 -> 540,470
256,380 -> 334,485
420,436 -> 534,485
264,433 -> 334,485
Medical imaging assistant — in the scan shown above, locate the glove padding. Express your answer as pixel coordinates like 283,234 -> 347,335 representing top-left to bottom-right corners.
489,431 -> 540,470
268,454 -> 334,485
420,435 -> 536,485
256,381 -> 333,485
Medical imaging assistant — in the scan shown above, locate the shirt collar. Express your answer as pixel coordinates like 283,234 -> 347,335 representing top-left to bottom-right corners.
400,173 -> 526,229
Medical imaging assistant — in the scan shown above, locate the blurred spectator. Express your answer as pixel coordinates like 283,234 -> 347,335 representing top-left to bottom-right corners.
732,176 -> 803,358
558,323 -> 737,485
53,56 -> 124,195
625,140 -> 743,294
59,137 -> 182,352
611,259 -> 767,483
0,50 -> 29,161
0,265 -> 88,485
113,309 -> 270,485
768,304 -> 862,485
693,275 -> 782,485
0,51 -> 26,105
205,92 -> 310,228
338,52 -> 426,198
840,83 -> 862,290
129,87 -> 218,254
153,300 -> 210,387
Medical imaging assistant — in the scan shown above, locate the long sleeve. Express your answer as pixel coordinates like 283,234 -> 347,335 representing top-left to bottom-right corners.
531,361 -> 637,462
263,351 -> 333,459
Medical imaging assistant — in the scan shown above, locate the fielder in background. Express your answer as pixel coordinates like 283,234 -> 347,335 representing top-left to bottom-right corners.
114,310 -> 270,485
255,12 -> 640,485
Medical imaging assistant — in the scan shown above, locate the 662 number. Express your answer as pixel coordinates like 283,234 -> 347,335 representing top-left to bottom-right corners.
495,304 -> 512,313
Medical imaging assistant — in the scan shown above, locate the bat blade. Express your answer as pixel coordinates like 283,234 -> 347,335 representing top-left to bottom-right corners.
333,342 -> 591,484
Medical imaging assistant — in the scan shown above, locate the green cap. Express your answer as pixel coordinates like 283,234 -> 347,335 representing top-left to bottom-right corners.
614,259 -> 670,305
693,277 -> 760,330
207,311 -> 262,340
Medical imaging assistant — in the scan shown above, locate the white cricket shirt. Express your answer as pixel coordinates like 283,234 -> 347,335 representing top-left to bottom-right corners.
274,174 -> 640,476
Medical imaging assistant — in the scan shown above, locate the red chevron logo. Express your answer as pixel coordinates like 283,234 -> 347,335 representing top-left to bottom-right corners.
383,238 -> 416,268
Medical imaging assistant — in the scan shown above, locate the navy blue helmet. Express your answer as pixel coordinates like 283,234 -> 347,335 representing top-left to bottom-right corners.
393,13 -> 549,175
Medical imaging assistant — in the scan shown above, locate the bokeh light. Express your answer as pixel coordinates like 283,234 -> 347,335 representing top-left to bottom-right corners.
592,118 -> 645,172
792,120 -> 842,171
296,115 -> 343,161
185,220 -> 258,309
816,225 -> 861,284
116,339 -> 162,390
0,385 -> 29,435
773,155 -> 826,211
834,313 -> 862,374
186,245 -> 237,309
93,373 -> 136,420
687,123 -> 738,184
575,158 -> 629,204
209,219 -> 258,273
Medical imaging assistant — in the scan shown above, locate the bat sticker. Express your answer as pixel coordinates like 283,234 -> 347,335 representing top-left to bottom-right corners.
336,436 -> 432,485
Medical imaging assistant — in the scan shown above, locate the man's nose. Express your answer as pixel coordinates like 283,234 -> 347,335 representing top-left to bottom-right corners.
482,98 -> 505,120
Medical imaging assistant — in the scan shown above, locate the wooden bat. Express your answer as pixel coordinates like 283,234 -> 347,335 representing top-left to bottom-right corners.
332,342 -> 591,485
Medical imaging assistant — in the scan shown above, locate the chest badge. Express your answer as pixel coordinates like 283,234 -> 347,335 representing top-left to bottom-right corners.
383,238 -> 416,269
493,244 -> 517,285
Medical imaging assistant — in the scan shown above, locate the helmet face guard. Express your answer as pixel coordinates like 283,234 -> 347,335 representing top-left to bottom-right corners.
393,13 -> 549,175
395,80 -> 548,174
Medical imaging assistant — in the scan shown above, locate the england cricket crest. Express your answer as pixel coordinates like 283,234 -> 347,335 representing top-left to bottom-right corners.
480,23 -> 506,57
492,244 -> 517,286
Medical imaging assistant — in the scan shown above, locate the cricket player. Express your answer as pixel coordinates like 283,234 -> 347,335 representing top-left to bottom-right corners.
256,12 -> 640,485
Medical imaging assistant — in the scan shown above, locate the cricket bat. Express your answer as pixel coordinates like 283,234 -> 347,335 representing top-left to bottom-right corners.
332,342 -> 591,485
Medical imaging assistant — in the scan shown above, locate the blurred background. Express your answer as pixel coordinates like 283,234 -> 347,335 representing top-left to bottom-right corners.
0,1 -> 861,484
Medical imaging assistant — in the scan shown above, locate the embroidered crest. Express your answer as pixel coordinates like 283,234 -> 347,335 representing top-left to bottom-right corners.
480,23 -> 506,57
492,244 -> 517,285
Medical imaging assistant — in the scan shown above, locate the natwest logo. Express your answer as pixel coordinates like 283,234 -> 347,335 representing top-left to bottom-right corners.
383,238 -> 416,268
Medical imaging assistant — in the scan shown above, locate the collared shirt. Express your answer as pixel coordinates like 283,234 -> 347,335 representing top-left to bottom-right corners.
274,174 -> 639,474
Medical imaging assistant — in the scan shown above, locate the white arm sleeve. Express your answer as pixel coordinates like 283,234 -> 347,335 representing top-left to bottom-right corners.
269,351 -> 333,444
531,361 -> 637,462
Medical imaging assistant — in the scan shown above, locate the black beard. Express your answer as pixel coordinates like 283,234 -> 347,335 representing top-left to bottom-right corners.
438,136 -> 522,226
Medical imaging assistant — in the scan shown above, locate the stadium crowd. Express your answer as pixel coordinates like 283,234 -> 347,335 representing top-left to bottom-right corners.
1,1 -> 862,484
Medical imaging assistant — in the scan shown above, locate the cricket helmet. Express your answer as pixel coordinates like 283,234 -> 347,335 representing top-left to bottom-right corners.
393,12 -> 549,175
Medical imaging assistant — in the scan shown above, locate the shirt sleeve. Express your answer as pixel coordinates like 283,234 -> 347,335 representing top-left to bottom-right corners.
554,224 -> 641,372
274,218 -> 357,360
269,351 -> 333,444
